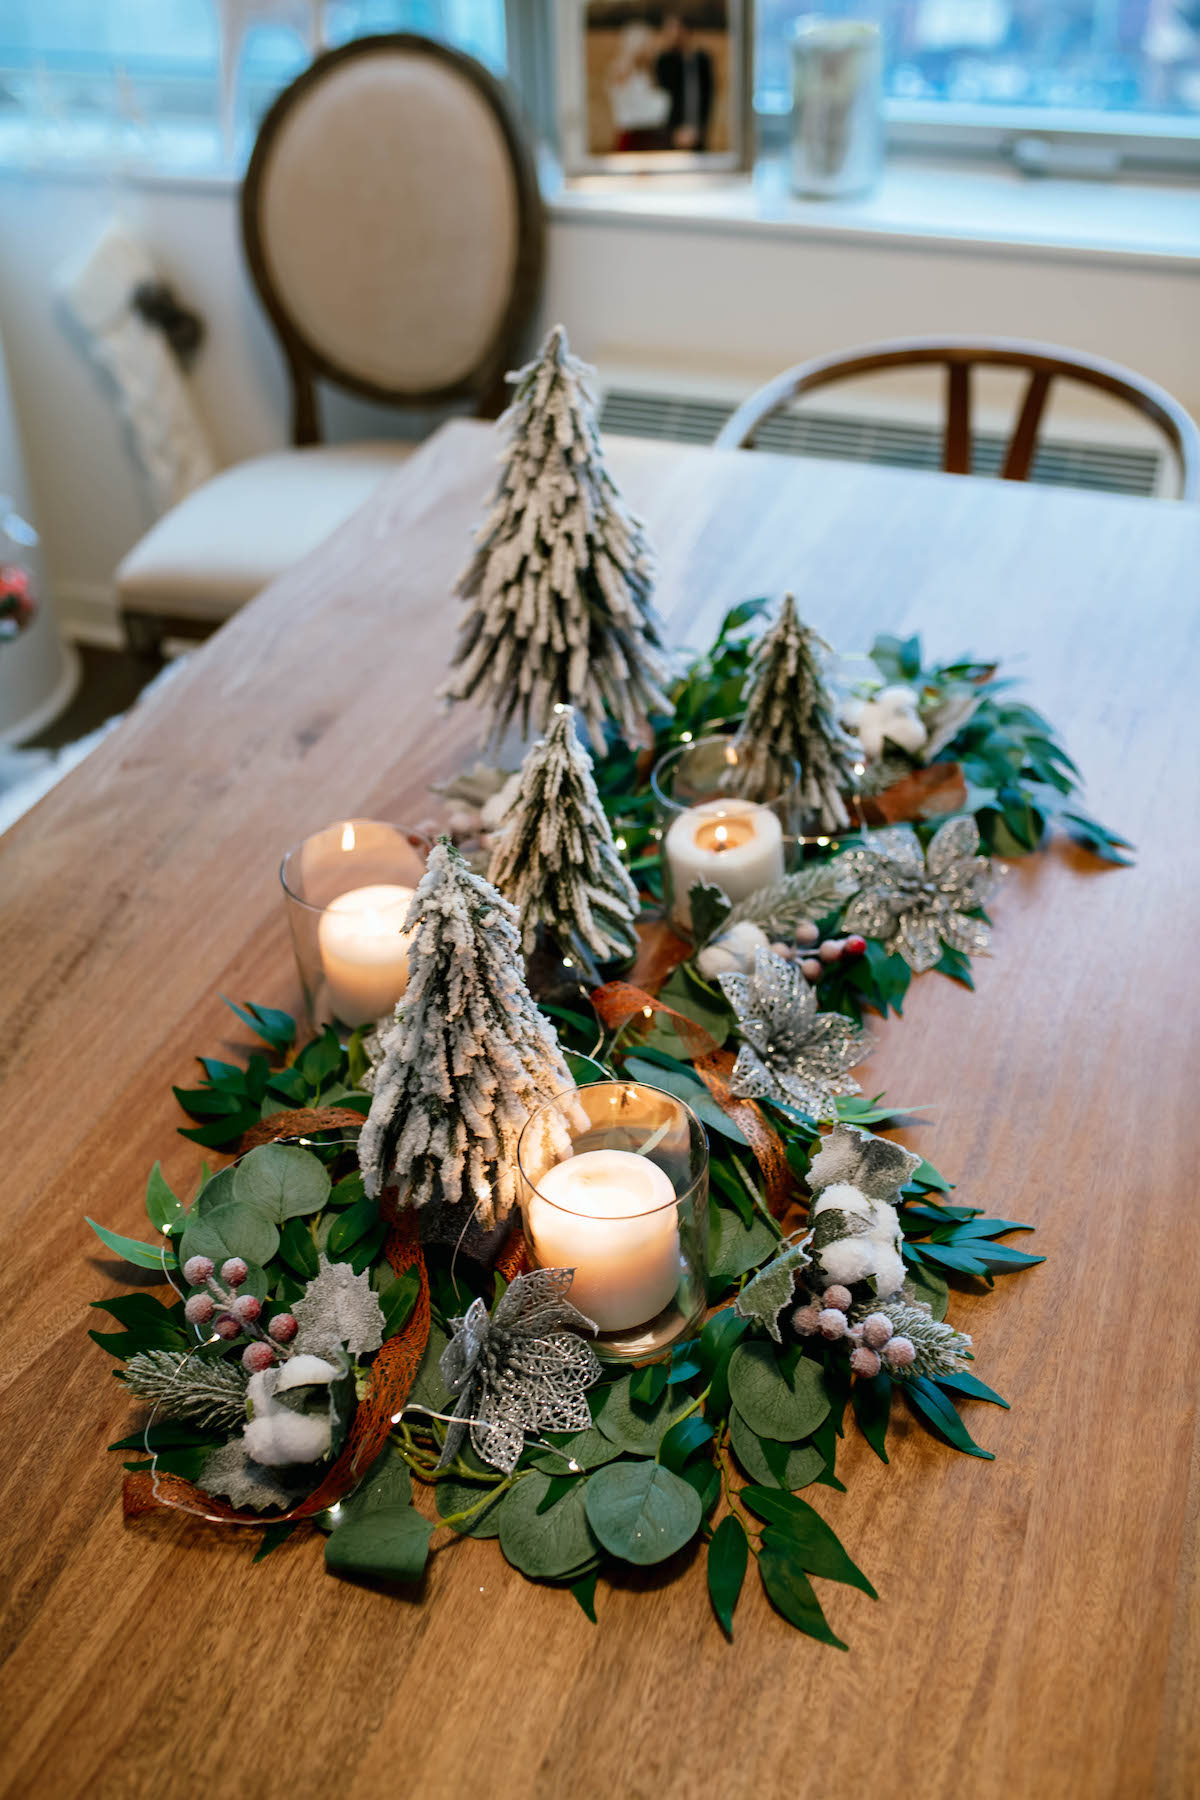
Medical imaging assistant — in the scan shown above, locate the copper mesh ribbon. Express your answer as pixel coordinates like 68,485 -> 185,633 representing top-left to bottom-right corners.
589,981 -> 794,1220
122,1111 -> 431,1525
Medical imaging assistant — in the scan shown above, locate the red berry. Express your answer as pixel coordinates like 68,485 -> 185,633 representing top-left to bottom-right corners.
268,1312 -> 298,1344
242,1342 -> 276,1374
844,935 -> 867,958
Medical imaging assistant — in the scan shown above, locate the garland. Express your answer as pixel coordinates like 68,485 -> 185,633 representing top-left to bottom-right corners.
87,603 -> 1125,1647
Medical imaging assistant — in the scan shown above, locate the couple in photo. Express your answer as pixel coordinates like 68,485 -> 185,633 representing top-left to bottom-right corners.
607,11 -> 715,151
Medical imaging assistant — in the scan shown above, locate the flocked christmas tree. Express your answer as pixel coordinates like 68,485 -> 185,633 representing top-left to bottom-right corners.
488,704 -> 639,970
358,839 -> 576,1228
735,593 -> 859,833
440,324 -> 672,752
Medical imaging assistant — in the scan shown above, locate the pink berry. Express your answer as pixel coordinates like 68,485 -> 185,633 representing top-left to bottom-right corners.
220,1258 -> 248,1288
850,1346 -> 882,1378
844,935 -> 867,958
861,1311 -> 894,1349
819,938 -> 844,964
182,1255 -> 214,1287
184,1293 -> 214,1325
793,920 -> 819,946
242,1342 -> 275,1373
212,1314 -> 240,1340
800,958 -> 822,982
818,1308 -> 848,1340
883,1335 -> 916,1369
791,1304 -> 821,1336
231,1294 -> 261,1325
823,1285 -> 853,1313
268,1312 -> 298,1344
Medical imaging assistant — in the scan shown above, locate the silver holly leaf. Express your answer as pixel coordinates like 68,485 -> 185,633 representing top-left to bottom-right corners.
735,1236 -> 811,1342
808,1122 -> 922,1203
718,948 -> 869,1123
436,1269 -> 602,1475
840,816 -> 994,974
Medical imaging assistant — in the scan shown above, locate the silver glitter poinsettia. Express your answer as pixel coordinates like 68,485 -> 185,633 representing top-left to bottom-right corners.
840,816 -> 995,975
435,1269 -> 602,1475
718,948 -> 869,1122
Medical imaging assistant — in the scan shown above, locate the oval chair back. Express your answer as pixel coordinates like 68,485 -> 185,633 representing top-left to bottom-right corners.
242,33 -> 544,444
714,336 -> 1199,501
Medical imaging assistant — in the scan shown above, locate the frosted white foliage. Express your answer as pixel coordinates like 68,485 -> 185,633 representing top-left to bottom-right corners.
441,323 -> 672,751
488,705 -> 639,963
358,839 -> 577,1226
291,1257 -> 384,1360
735,594 -> 859,832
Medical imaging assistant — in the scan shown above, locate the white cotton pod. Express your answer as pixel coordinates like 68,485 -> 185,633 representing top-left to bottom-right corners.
696,921 -> 771,979
868,1242 -> 907,1298
817,1237 -> 880,1287
243,1408 -> 332,1467
812,1182 -> 872,1222
273,1355 -> 339,1392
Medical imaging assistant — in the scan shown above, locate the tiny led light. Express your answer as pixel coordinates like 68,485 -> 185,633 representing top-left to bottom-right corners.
853,760 -> 866,776
562,956 -> 574,968
553,702 -> 568,713
817,836 -> 830,847
643,1006 -> 653,1019
341,822 -> 356,852
615,836 -> 627,851
679,730 -> 693,743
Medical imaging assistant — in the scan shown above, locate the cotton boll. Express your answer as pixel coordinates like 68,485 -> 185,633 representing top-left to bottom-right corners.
868,1242 -> 907,1298
274,1355 -> 339,1392
880,709 -> 928,755
695,921 -> 770,979
812,1182 -> 872,1222
876,684 -> 921,709
817,1237 -> 879,1287
243,1408 -> 332,1467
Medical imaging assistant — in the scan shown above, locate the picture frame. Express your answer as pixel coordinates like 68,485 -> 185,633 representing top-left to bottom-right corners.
556,1 -> 754,177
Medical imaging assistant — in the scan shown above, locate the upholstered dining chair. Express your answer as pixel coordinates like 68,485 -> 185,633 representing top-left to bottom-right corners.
714,336 -> 1199,502
117,33 -> 544,657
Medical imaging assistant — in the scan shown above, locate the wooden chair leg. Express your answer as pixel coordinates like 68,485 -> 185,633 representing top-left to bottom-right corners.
944,363 -> 972,474
121,610 -> 167,665
1002,370 -> 1053,482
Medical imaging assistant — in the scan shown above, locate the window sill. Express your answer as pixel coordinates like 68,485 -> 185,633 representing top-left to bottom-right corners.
544,152 -> 1200,271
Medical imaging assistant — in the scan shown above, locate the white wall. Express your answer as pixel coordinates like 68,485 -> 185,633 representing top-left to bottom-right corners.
0,166 -> 1196,641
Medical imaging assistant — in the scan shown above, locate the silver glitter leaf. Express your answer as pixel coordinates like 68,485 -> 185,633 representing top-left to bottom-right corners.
841,817 -> 995,973
436,1269 -> 602,1475
718,948 -> 869,1123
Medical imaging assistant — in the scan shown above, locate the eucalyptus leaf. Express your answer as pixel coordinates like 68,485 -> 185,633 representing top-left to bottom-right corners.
758,1536 -> 848,1650
526,1428 -> 621,1475
87,1217 -> 178,1272
593,1373 -> 676,1455
233,1143 -> 331,1223
728,1343 -> 829,1443
187,1201 -> 279,1269
497,1473 -> 599,1579
333,1443 -> 413,1527
584,1459 -> 702,1566
658,1415 -> 713,1473
728,1408 -> 823,1490
144,1162 -> 186,1237
708,1202 -> 779,1287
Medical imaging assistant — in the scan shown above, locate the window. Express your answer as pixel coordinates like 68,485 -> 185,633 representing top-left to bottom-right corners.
755,0 -> 1200,168
0,1 -> 507,173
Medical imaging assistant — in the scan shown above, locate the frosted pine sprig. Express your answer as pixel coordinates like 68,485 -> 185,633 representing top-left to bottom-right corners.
716,863 -> 862,944
852,1296 -> 973,1379
488,705 -> 638,962
122,1350 -> 249,1431
441,324 -> 671,752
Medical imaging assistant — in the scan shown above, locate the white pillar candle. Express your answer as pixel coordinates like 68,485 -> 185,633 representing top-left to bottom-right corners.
527,1149 -> 681,1332
316,883 -> 416,1027
664,800 -> 785,932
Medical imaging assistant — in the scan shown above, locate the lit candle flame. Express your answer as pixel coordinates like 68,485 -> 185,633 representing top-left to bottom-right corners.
714,824 -> 728,850
341,822 -> 356,852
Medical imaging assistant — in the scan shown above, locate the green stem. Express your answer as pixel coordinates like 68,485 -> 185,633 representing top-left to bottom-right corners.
715,1428 -> 759,1541
435,1471 -> 523,1532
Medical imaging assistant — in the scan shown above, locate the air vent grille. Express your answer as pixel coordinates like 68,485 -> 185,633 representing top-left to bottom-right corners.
598,387 -> 1161,497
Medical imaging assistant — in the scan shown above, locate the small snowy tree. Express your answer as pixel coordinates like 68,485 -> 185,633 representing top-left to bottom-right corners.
358,839 -> 576,1228
735,594 -> 859,833
441,323 -> 672,752
488,705 -> 639,967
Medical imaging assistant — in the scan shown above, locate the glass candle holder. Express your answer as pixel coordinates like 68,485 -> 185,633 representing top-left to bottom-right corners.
651,734 -> 800,935
280,819 -> 430,1032
518,1080 -> 709,1361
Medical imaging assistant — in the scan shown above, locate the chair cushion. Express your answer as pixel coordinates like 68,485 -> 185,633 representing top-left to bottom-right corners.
115,441 -> 415,621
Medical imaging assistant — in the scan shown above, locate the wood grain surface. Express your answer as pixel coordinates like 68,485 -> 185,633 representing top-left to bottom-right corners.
1,420 -> 1198,1800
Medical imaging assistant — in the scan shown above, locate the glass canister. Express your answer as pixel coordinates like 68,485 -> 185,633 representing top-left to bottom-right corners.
791,16 -> 885,199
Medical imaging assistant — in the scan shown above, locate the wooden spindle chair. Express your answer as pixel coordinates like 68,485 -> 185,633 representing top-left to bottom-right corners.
714,336 -> 1199,500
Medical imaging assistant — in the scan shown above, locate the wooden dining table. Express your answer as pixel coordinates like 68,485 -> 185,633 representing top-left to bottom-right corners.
2,418 -> 1198,1800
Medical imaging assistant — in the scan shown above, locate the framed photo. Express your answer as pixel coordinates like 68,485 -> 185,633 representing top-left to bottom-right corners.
556,1 -> 754,176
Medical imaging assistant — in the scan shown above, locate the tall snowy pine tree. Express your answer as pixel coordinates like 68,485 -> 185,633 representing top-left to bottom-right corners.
358,839 -> 576,1228
441,324 -> 671,752
488,705 -> 639,968
735,593 -> 859,833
